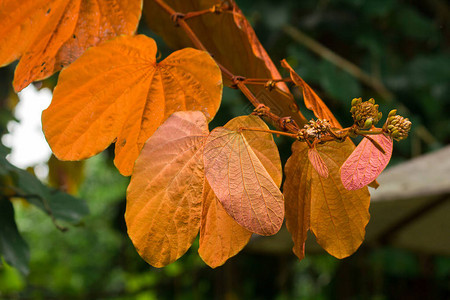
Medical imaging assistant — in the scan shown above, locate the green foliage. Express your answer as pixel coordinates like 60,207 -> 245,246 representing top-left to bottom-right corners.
0,199 -> 29,275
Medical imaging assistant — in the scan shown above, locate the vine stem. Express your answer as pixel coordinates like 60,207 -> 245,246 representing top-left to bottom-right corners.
151,0 -> 392,146
239,127 -> 298,139
151,0 -> 297,132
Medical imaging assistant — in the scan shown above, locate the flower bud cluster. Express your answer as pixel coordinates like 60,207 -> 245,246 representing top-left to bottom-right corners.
299,119 -> 331,140
383,110 -> 412,140
350,98 -> 383,129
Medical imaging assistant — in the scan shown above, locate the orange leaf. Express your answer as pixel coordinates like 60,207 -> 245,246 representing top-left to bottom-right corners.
203,115 -> 284,236
199,181 -> 252,268
144,0 -> 306,126
340,134 -> 393,190
308,147 -> 329,178
281,59 -> 341,128
0,0 -> 142,92
125,111 -> 209,268
284,140 -> 370,259
283,142 -> 312,261
42,35 -> 223,176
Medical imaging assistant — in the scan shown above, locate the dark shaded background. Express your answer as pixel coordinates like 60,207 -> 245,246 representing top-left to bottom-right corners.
0,0 -> 449,299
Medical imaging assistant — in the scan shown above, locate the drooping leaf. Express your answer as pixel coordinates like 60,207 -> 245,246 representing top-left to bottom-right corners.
281,59 -> 341,128
126,111 -> 209,268
203,115 -> 284,236
284,140 -> 370,260
0,0 -> 142,92
283,143 -> 312,261
0,143 -> 89,224
42,35 -> 223,176
144,0 -> 306,126
308,147 -> 329,178
341,134 -> 393,190
0,198 -> 30,275
311,141 -> 370,258
199,181 -> 252,268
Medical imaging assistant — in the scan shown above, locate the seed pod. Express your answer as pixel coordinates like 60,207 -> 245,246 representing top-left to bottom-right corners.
351,98 -> 362,107
388,109 -> 397,118
351,98 -> 382,128
363,118 -> 373,129
383,114 -> 412,141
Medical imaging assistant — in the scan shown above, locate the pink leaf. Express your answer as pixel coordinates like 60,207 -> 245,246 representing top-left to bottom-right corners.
340,134 -> 393,190
308,148 -> 329,178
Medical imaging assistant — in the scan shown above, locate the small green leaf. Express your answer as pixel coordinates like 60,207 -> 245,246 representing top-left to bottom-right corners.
0,198 -> 30,275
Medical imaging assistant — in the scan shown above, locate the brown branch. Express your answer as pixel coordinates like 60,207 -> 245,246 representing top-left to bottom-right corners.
152,0 -> 300,133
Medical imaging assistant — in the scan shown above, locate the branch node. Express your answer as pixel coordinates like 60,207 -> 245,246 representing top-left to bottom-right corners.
231,75 -> 246,88
279,116 -> 297,131
170,12 -> 185,26
252,104 -> 270,116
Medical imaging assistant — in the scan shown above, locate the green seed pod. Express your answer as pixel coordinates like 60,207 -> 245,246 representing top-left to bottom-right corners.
363,118 -> 373,129
350,106 -> 356,114
351,98 -> 361,106
368,98 -> 375,104
388,109 -> 397,118
378,112 -> 383,121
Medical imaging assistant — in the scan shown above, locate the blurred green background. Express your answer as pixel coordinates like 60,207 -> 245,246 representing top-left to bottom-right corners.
1,0 -> 449,299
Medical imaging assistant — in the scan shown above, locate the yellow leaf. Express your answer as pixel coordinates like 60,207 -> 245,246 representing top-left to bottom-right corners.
42,35 -> 223,176
199,181 -> 252,268
284,140 -> 370,259
126,111 -> 209,268
283,142 -> 312,261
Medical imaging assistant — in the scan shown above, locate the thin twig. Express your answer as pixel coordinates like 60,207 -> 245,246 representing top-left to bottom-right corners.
361,134 -> 386,154
240,127 -> 298,139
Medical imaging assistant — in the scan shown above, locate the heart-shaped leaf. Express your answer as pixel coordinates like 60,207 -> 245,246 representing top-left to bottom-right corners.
203,115 -> 284,236
42,35 -> 222,176
341,134 -> 393,190
125,111 -> 209,268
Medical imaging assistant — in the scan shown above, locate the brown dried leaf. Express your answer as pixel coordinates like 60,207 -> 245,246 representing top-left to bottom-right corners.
281,59 -> 341,128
